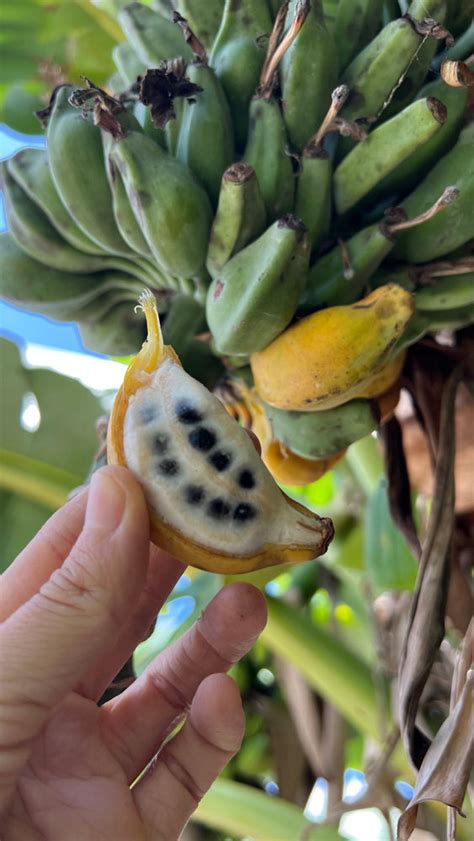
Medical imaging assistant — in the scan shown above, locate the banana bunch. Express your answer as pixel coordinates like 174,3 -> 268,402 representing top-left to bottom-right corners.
1,0 -> 473,483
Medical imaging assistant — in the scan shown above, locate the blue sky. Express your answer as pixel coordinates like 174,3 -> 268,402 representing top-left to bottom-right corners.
0,124 -> 99,354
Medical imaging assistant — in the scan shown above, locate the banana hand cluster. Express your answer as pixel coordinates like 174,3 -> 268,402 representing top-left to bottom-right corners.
1,0 -> 472,510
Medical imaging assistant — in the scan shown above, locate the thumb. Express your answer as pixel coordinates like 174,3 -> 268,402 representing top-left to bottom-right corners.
0,466 -> 150,814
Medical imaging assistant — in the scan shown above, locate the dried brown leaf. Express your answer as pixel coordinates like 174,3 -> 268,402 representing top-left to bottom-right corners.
398,367 -> 462,768
397,669 -> 473,840
380,416 -> 422,561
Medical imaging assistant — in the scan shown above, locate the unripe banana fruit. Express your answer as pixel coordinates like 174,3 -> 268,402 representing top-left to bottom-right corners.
107,291 -> 334,573
262,398 -> 380,460
206,214 -> 309,355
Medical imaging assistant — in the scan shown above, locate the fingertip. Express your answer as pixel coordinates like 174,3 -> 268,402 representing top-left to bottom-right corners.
222,582 -> 268,633
191,674 -> 244,753
86,465 -> 149,539
202,582 -> 267,648
91,464 -> 144,500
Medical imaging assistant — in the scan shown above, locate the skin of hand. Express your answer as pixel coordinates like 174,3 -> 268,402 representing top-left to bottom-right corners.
0,465 -> 267,841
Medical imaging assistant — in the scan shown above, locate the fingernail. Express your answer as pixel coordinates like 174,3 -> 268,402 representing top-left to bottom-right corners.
85,470 -> 126,532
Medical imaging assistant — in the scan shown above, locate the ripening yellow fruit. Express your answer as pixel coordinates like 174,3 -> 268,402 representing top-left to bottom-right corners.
251,284 -> 413,411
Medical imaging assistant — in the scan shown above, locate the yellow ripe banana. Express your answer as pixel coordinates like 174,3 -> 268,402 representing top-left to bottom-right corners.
251,285 -> 414,411
107,291 -> 334,574
262,441 -> 346,487
349,351 -> 406,400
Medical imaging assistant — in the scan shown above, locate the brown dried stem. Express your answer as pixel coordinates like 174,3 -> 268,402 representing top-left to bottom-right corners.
386,187 -> 459,235
259,0 -> 309,98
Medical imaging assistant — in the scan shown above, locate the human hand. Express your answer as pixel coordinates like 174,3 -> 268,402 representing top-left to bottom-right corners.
0,465 -> 267,840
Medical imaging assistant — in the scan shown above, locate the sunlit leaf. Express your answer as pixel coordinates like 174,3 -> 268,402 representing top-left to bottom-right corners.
0,338 -> 101,568
364,479 -> 418,591
0,0 -> 118,132
193,778 -> 346,840
284,469 -> 336,508
0,490 -> 50,573
262,597 -> 388,742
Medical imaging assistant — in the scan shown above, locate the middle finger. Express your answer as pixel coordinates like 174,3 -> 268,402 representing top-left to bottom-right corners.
101,582 -> 267,782
76,544 -> 185,701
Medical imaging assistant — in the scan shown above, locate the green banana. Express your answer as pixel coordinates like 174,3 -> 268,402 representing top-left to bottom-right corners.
0,232 -> 142,320
206,161 -> 267,278
47,86 -> 134,257
433,18 -> 474,69
333,0 -> 384,71
78,300 -> 146,356
118,2 -> 193,65
206,215 -> 309,355
162,293 -> 224,389
101,113 -> 157,263
302,190 -> 458,309
1,164 -> 119,274
110,129 -> 213,280
209,0 -> 273,148
262,397 -> 380,459
161,293 -> 207,348
173,0 -> 225,50
334,97 -> 447,215
301,222 -> 395,311
373,77 -> 467,199
423,303 -> 474,331
68,286 -> 145,327
294,86 -> 352,252
112,41 -> 146,88
104,154 -> 155,263
382,0 -> 400,23
175,52 -> 234,206
322,0 -> 339,30
393,121 -> 474,263
339,0 -> 446,141
0,163 -> 159,285
280,0 -> 338,151
445,0 -> 474,38
372,255 -> 474,343
415,273 -> 474,311
395,298 -> 474,353
391,309 -> 431,353
244,96 -> 295,222
369,265 -> 416,292
134,101 -> 167,147
294,148 -> 332,251
7,148 -> 105,256
380,5 -> 447,121
164,96 -> 184,155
